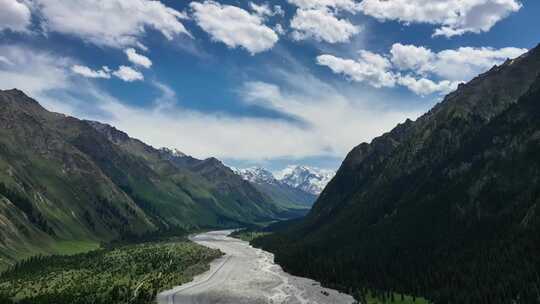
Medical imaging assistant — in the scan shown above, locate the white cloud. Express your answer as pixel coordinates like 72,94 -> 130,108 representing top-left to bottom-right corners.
0,45 -> 72,97
288,0 -> 361,12
33,0 -> 191,48
319,44 -> 528,96
125,48 -> 152,68
72,62 -> 149,82
432,46 -> 527,80
249,2 -> 284,17
390,43 -> 435,75
190,1 -> 279,54
98,76 -> 417,161
71,65 -> 111,79
359,0 -> 522,37
397,76 -> 460,96
0,0 -> 31,32
317,51 -> 396,88
290,8 -> 361,43
390,43 -> 528,80
287,0 -> 362,43
113,66 -> 144,82
274,24 -> 286,35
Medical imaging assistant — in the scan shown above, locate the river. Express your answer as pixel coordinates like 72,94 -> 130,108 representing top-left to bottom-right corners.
157,230 -> 355,304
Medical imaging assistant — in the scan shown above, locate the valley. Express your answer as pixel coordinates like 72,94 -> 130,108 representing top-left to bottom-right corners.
0,2 -> 538,302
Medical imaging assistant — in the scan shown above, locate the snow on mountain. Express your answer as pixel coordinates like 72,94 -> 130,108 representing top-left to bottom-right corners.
275,165 -> 335,195
159,147 -> 186,158
231,167 -> 279,185
232,165 -> 335,195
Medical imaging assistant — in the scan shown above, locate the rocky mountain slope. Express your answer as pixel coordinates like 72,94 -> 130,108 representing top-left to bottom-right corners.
254,44 -> 540,304
0,90 -> 294,269
233,167 -> 317,212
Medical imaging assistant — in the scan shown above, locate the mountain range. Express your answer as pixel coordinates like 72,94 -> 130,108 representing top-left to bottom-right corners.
275,166 -> 335,195
231,166 -> 334,213
254,44 -> 540,304
0,90 -> 303,270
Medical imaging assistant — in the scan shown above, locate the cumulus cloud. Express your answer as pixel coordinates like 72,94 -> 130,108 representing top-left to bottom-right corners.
288,0 -> 361,43
0,0 -> 31,32
318,44 -> 527,96
190,1 -> 279,54
249,2 -> 284,17
317,51 -> 395,88
274,24 -> 286,35
113,66 -> 144,82
125,48 -> 152,68
359,0 -> 522,37
72,64 -> 146,82
397,76 -> 460,96
71,65 -> 111,79
290,8 -> 361,43
390,43 -> 435,75
390,43 -> 528,80
33,0 -> 190,48
288,0 -> 361,12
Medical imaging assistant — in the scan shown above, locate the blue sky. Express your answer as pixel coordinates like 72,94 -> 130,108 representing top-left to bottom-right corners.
0,0 -> 538,171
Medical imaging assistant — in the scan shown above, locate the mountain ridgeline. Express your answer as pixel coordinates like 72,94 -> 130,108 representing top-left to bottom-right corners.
254,44 -> 540,304
0,91 -> 300,270
232,166 -> 335,214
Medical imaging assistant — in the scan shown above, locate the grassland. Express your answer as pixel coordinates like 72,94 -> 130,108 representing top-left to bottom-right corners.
0,240 -> 222,304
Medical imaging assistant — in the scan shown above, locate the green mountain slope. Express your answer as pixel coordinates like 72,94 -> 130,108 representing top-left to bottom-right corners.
86,121 -> 290,225
0,90 -> 294,270
251,182 -> 315,210
0,90 -> 154,267
254,44 -> 540,304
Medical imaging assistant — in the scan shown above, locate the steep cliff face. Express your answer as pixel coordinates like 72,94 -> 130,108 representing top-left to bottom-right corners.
255,45 -> 540,303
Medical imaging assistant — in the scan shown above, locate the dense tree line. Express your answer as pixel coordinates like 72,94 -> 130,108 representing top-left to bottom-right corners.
255,226 -> 540,304
0,241 -> 222,304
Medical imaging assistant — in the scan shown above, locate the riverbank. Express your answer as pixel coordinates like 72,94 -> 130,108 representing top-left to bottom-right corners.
158,230 -> 356,304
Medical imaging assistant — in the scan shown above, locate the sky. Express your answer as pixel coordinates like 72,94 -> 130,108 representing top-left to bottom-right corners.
0,0 -> 539,171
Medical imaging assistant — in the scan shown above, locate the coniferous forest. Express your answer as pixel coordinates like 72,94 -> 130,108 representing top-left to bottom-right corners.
0,240 -> 222,304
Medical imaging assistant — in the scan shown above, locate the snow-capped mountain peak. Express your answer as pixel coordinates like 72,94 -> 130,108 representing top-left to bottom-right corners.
232,165 -> 335,195
231,167 -> 278,185
159,147 -> 186,158
276,165 -> 335,195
